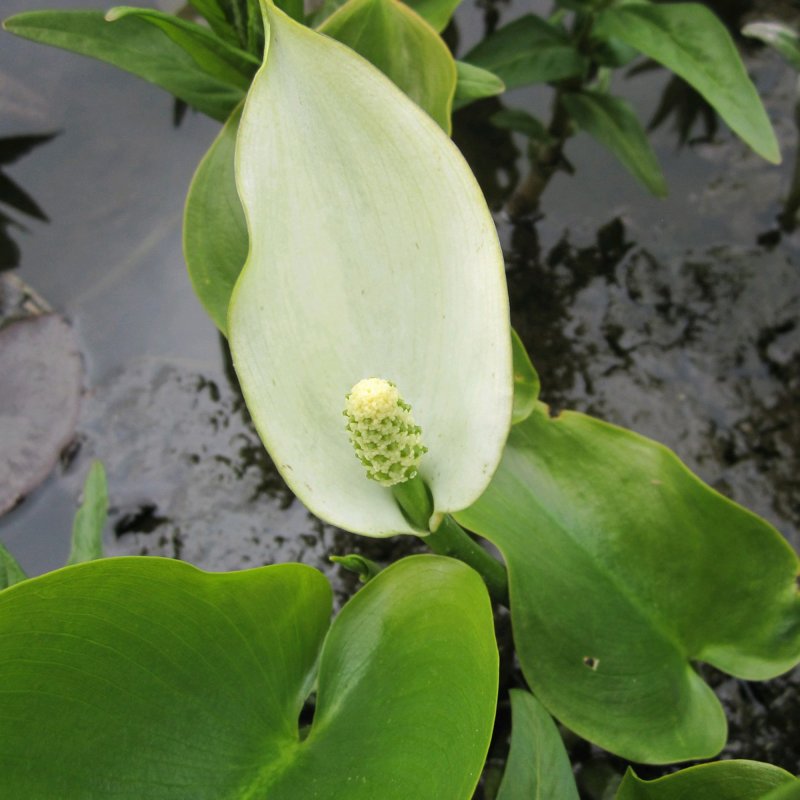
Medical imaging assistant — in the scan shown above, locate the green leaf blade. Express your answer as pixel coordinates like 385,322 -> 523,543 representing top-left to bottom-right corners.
3,10 -> 245,122
616,761 -> 800,800
320,0 -> 457,133
0,542 -> 27,590
66,460 -> 108,566
184,103 -> 247,333
497,690 -> 579,800
594,3 -> 781,163
463,15 -> 587,90
510,328 -> 540,425
562,90 -> 667,197
455,404 -> 800,763
402,0 -> 461,33
453,61 -> 505,111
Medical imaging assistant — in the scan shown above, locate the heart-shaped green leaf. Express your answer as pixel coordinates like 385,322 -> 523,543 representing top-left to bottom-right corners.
594,3 -> 780,164
561,90 -> 668,197
616,761 -> 800,800
319,0 -> 456,133
230,3 -> 512,536
0,554 -> 497,798
184,103 -> 247,334
455,403 -> 800,763
497,690 -> 579,800
3,10 -> 246,121
463,15 -> 587,90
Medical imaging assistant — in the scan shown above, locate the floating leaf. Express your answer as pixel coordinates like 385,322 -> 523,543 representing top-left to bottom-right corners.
66,460 -> 108,566
594,3 -> 780,163
0,314 -> 82,516
453,61 -> 505,111
497,690 -> 580,800
3,11 -> 245,122
463,15 -> 587,90
455,403 -> 800,763
230,4 -> 512,536
319,0 -> 456,133
616,761 -> 800,799
562,90 -> 667,196
743,21 -> 800,72
0,555 -> 496,798
184,103 -> 247,333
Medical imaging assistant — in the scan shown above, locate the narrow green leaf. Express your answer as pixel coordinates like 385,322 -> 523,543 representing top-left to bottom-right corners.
274,0 -> 304,23
244,0 -> 266,55
0,555 -> 497,798
616,761 -> 800,799
403,0 -> 461,33
463,15 -> 587,90
743,21 -> 800,72
562,90 -> 668,196
455,403 -> 800,763
497,690 -> 580,800
231,4 -> 512,536
66,460 -> 108,566
594,3 -> 781,163
320,0 -> 456,133
3,11 -> 245,122
491,108 -> 553,143
106,7 -> 259,90
184,103 -> 247,334
511,328 -> 539,425
0,542 -> 27,590
453,60 -> 505,111
187,0 -> 241,47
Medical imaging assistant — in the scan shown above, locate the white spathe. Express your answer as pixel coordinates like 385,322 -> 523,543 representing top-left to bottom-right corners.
229,3 -> 512,536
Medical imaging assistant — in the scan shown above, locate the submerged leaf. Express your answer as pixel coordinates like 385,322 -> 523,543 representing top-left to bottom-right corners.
319,0 -> 456,133
456,403 -> 800,763
230,4 -> 512,536
0,314 -> 82,516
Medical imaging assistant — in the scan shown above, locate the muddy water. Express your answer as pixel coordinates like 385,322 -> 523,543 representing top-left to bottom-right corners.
0,0 -> 798,792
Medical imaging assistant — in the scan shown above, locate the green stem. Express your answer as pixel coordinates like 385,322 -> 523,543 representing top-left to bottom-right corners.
424,515 -> 509,607
392,476 -> 509,606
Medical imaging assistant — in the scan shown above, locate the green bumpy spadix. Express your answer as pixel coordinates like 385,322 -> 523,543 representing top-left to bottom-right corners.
345,378 -> 427,486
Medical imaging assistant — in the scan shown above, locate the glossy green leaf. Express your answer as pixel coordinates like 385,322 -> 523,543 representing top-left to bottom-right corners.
184,103 -> 246,334
0,542 -> 26,590
594,3 -> 780,163
463,15 -> 587,90
562,90 -> 667,197
66,460 -> 108,566
453,61 -> 505,111
0,554 -> 497,798
497,690 -> 579,800
106,7 -> 259,90
319,0 -> 456,133
455,403 -> 800,763
511,328 -> 539,425
2,11 -> 245,122
616,761 -> 799,800
230,4 -> 512,536
403,0 -> 461,32
743,22 -> 800,72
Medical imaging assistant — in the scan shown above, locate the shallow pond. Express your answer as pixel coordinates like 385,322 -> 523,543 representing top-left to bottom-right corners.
1,0 -> 798,794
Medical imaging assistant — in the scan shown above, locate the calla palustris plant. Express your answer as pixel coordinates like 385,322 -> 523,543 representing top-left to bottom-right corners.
228,1 -> 512,536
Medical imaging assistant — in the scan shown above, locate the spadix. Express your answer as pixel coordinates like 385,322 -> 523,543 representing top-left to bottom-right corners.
229,2 -> 512,536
